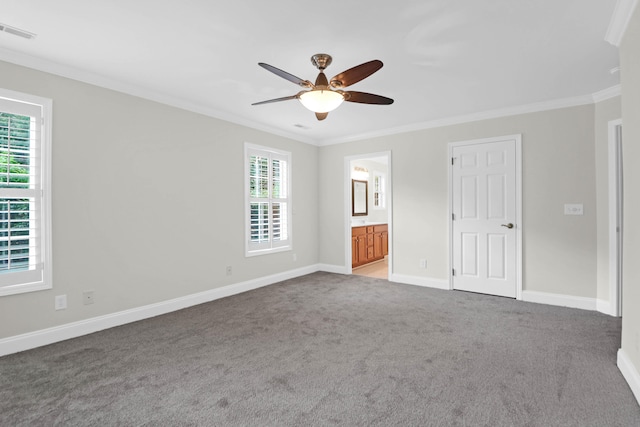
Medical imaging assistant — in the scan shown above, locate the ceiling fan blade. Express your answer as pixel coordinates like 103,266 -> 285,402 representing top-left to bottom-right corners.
258,63 -> 312,87
344,91 -> 394,105
316,112 -> 328,121
252,95 -> 298,106
330,60 -> 383,88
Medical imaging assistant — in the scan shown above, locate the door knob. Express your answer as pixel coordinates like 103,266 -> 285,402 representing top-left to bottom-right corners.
501,223 -> 514,229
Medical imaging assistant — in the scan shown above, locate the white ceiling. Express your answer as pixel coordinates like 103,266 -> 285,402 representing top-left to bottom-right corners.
1,0 -> 620,145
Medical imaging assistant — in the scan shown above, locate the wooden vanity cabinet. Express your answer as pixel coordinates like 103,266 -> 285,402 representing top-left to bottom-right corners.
352,224 -> 388,268
352,226 -> 367,266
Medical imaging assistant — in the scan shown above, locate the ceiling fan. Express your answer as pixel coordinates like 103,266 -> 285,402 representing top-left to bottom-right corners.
252,53 -> 394,121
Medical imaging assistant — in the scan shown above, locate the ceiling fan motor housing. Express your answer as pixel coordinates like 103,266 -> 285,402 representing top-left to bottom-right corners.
311,53 -> 332,70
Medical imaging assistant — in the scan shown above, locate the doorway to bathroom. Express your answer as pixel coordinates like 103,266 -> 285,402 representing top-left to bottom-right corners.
344,151 -> 392,279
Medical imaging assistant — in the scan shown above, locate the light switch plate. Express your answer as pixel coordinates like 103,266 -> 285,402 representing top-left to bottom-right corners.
564,204 -> 584,215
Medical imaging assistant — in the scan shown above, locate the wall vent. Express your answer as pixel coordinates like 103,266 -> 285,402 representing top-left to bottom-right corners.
0,23 -> 36,40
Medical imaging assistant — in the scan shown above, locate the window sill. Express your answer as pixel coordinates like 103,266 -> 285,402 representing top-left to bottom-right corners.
245,246 -> 291,257
0,281 -> 52,297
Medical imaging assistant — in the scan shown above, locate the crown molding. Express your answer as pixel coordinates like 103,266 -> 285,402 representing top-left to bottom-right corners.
319,93 -> 598,146
592,85 -> 622,103
605,0 -> 639,46
0,47 -> 317,146
0,47 -> 621,148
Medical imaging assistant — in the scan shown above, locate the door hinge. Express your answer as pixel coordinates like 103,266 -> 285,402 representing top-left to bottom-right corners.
452,213 -> 455,221
451,157 -> 455,165
452,268 -> 455,276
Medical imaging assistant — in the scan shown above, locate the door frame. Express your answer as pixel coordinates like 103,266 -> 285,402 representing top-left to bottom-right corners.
608,118 -> 623,317
344,151 -> 393,277
448,134 -> 523,299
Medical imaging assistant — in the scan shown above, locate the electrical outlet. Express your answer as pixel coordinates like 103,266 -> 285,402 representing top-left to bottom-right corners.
420,259 -> 427,269
226,266 -> 232,276
83,290 -> 95,305
293,253 -> 297,262
55,295 -> 67,310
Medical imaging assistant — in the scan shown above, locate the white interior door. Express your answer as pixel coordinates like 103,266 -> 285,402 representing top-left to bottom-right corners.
451,136 -> 520,298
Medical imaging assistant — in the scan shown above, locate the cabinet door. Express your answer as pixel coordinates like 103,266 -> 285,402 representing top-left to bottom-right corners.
352,236 -> 359,265
357,235 -> 367,264
373,232 -> 383,258
382,232 -> 389,256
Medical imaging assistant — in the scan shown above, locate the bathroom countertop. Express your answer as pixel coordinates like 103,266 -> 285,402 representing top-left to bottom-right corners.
351,221 -> 386,227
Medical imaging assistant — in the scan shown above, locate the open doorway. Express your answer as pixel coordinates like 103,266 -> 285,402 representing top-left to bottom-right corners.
344,152 -> 392,279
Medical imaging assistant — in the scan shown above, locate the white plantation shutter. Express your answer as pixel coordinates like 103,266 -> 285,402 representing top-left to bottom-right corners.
373,172 -> 385,208
0,90 -> 51,295
245,144 -> 291,256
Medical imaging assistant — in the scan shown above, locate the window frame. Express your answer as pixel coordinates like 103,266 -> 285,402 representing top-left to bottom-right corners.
244,143 -> 292,257
373,171 -> 386,209
0,88 -> 52,296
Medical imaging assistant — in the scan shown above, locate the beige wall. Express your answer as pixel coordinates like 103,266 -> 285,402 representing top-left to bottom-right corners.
319,105 -> 598,297
0,51 -> 625,349
0,60 -> 318,339
620,3 -> 640,392
594,96 -> 622,303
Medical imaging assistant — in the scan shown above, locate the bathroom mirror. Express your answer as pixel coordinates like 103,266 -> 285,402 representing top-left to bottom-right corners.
352,179 -> 368,216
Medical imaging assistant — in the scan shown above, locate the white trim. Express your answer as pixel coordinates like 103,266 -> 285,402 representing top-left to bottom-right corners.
389,273 -> 449,290
0,88 -> 53,296
448,134 -> 523,299
608,119 -> 623,317
321,95 -> 596,146
521,290 -> 597,311
0,46 -> 316,146
344,151 -> 393,279
244,143 -> 292,257
605,0 -> 640,47
0,264 -> 318,357
592,85 -> 621,103
597,299 -> 612,315
344,158 -> 354,275
0,47 -> 622,148
618,348 -> 640,405
317,263 -> 349,275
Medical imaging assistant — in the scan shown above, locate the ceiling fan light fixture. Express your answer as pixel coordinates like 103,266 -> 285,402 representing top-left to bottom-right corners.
253,54 -> 392,120
299,89 -> 344,113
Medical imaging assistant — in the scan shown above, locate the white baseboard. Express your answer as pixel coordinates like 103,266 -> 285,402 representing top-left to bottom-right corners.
0,266 -> 613,357
596,298 -> 614,316
618,348 -> 640,406
521,290 -> 597,311
0,264 -> 319,357
390,273 -> 450,290
317,263 -> 349,275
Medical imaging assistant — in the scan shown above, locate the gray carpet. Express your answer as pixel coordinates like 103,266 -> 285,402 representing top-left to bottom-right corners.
1,272 -> 639,426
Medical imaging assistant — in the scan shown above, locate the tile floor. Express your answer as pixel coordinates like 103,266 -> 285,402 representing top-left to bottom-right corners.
352,258 -> 388,279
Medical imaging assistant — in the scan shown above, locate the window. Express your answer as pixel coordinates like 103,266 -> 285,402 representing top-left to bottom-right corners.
245,143 -> 291,256
373,172 -> 385,209
0,89 -> 52,296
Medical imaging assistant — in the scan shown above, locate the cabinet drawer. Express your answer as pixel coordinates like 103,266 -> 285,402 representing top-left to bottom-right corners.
352,226 -> 367,236
374,224 -> 388,233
